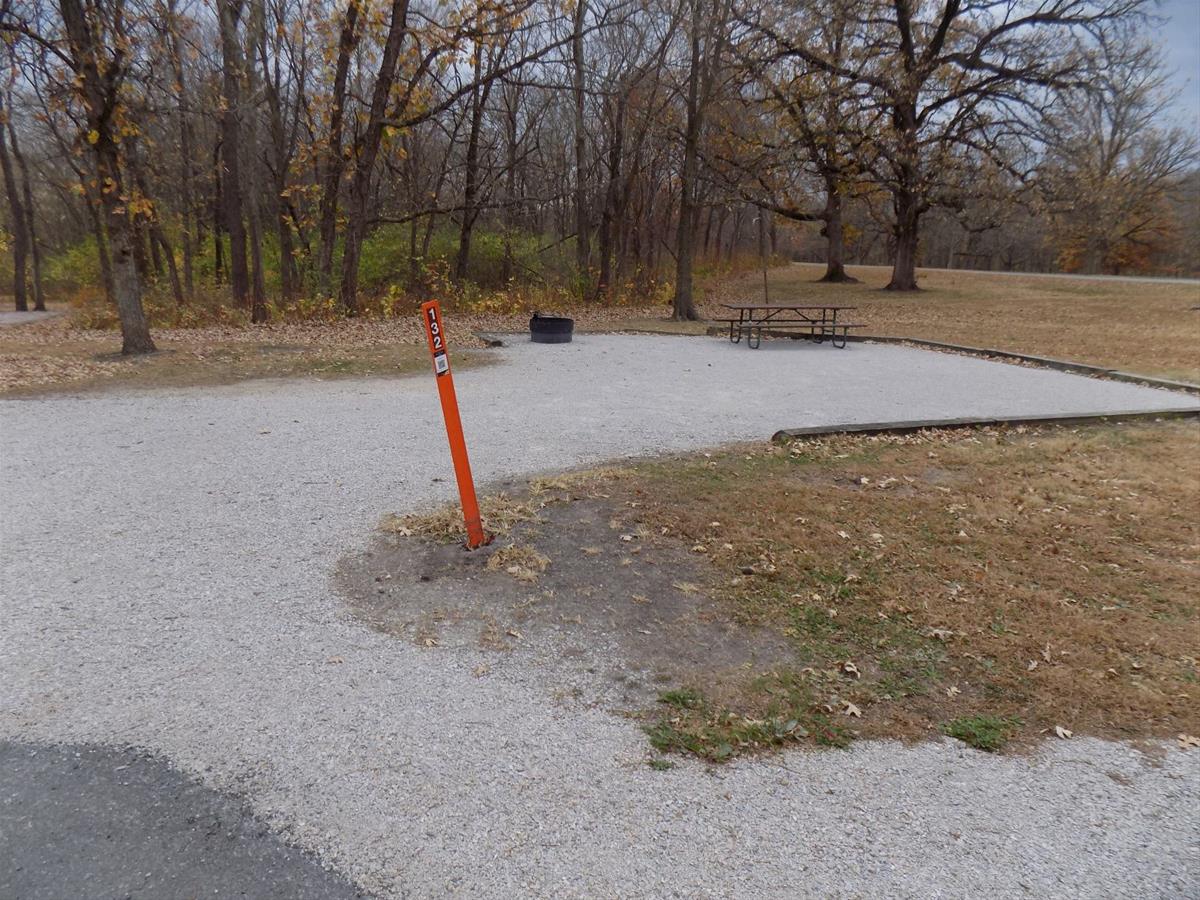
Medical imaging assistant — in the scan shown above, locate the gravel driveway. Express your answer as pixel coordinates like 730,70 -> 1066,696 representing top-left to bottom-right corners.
2,335 -> 1197,898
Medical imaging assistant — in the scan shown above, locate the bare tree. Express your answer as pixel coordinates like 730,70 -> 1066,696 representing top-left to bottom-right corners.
673,0 -> 731,320
58,0 -> 156,352
1041,39 -> 1198,274
747,0 -> 1151,290
0,90 -> 29,311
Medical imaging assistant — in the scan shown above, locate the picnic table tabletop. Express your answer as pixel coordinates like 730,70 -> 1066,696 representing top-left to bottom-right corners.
719,302 -> 857,310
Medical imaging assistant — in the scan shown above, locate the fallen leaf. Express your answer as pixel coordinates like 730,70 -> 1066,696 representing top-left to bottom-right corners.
472,664 -> 490,678
1027,660 -> 1038,671
1177,734 -> 1200,750
841,660 -> 860,679
631,594 -> 650,604
1055,726 -> 1073,739
326,656 -> 344,665
691,544 -> 708,553
506,629 -> 522,639
619,534 -> 635,542
844,701 -> 862,717
837,530 -> 851,539
946,686 -> 961,698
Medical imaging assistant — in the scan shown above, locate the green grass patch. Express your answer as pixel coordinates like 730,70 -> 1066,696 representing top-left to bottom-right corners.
644,675 -> 854,762
941,715 -> 1019,752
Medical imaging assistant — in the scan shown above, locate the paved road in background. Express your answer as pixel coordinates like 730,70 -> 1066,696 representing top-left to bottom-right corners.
0,310 -> 64,328
795,260 -> 1200,286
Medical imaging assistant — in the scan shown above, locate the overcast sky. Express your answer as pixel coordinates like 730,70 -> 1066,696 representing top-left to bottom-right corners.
1157,0 -> 1200,133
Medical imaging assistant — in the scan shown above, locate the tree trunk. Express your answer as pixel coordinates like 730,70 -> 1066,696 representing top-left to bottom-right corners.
167,0 -> 195,299
102,153 -> 156,352
338,0 -> 410,314
83,182 -> 115,304
0,100 -> 29,312
6,116 -> 45,309
726,207 -> 742,262
218,0 -> 250,307
212,141 -> 225,284
571,0 -> 589,295
596,94 -> 625,301
885,99 -> 922,292
672,8 -> 703,321
149,223 -> 164,276
316,0 -> 361,294
454,70 -> 485,283
259,15 -> 297,304
499,89 -> 521,285
672,0 -> 728,320
245,0 -> 269,323
409,214 -> 421,290
886,190 -> 921,291
818,185 -> 856,283
152,225 -> 185,306
59,0 -> 155,353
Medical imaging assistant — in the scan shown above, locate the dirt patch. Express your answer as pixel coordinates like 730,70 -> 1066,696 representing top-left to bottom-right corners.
338,492 -> 793,708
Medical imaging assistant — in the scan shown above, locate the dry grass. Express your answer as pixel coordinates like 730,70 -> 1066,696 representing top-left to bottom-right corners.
385,468 -> 633,546
617,421 -> 1199,756
0,313 -> 485,397
485,543 -> 551,583
0,301 -> 677,396
712,263 -> 1200,382
9,264 -> 1194,392
383,493 -> 540,543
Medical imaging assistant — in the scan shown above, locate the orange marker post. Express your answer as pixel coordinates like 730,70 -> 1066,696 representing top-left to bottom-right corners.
420,300 -> 490,549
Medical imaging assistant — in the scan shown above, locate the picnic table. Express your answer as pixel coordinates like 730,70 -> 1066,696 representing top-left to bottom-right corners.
717,303 -> 863,349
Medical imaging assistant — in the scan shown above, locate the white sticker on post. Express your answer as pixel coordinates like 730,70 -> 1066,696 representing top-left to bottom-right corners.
433,352 -> 449,375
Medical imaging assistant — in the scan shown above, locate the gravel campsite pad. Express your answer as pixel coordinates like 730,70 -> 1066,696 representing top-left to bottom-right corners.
2,335 -> 1198,897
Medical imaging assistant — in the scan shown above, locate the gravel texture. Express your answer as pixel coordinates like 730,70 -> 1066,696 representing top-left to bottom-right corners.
2,335 -> 1197,898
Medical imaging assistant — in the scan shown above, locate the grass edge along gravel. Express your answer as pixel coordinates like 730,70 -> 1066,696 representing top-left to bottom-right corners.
379,421 -> 1200,764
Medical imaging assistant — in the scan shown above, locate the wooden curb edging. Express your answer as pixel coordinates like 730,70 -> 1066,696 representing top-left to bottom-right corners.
843,334 -> 1200,395
482,326 -> 1200,397
772,407 -> 1200,442
702,325 -> 1200,395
